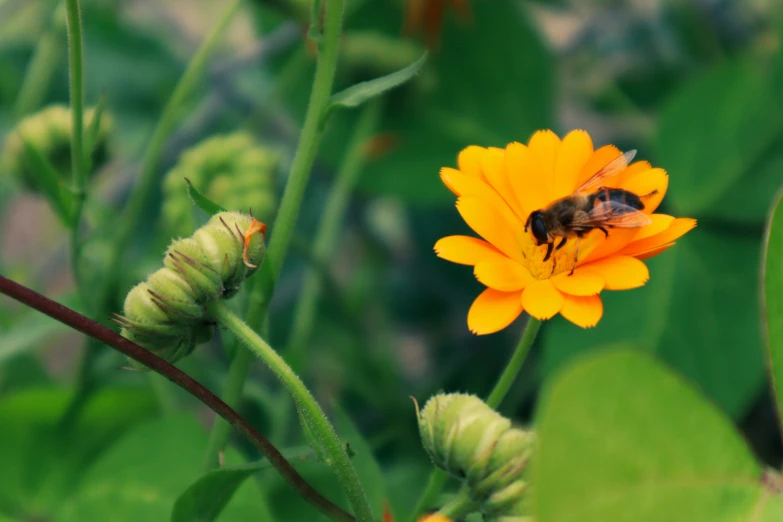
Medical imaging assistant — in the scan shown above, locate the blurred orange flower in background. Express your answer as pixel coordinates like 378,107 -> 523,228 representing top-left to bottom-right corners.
435,130 -> 696,333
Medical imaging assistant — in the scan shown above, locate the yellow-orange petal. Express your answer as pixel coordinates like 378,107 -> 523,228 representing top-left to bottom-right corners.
622,167 -> 669,214
468,288 -> 524,335
617,218 -> 697,258
456,197 -> 524,263
526,130 -> 562,207
434,235 -> 501,266
505,141 -> 534,218
632,214 -> 675,242
482,146 -> 525,219
457,145 -> 485,178
560,294 -> 604,328
440,167 -> 518,225
579,214 -> 674,265
634,242 -> 676,260
611,160 -> 651,187
475,257 -> 535,291
575,144 -> 622,189
521,279 -> 564,320
581,255 -> 650,290
551,269 -> 605,296
579,228 -> 638,265
552,129 -> 593,200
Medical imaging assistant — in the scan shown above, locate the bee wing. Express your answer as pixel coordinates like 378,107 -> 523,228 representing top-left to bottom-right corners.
570,200 -> 652,228
575,149 -> 637,194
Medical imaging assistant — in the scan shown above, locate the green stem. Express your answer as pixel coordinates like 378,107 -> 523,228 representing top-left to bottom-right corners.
65,0 -> 85,216
202,0 -> 346,469
406,316 -> 542,521
14,2 -> 62,118
486,316 -> 541,408
286,101 -> 380,370
208,300 -> 374,522
249,0 -> 345,319
437,488 -> 479,519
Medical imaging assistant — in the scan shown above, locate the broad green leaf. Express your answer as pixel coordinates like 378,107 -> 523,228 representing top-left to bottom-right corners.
0,387 -> 157,516
20,137 -> 73,224
657,59 -> 783,217
170,447 -> 313,522
762,189 -> 783,435
542,229 -> 766,419
535,349 -> 781,522
58,416 -> 271,522
327,53 -> 427,114
185,177 -> 227,215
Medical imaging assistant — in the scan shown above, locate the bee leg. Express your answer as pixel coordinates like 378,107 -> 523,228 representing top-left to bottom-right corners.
556,237 -> 567,250
598,227 -> 609,238
543,242 -> 554,261
570,236 -> 581,276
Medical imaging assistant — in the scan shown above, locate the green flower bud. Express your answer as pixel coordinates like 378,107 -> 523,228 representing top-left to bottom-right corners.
341,31 -> 424,74
119,211 -> 266,366
161,133 -> 279,237
2,104 -> 111,189
416,393 -> 535,519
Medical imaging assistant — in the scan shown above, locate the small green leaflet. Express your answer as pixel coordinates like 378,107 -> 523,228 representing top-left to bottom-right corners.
185,177 -> 226,215
326,53 -> 428,117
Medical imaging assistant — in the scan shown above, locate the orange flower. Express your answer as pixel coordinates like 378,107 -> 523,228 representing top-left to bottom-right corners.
435,130 -> 696,333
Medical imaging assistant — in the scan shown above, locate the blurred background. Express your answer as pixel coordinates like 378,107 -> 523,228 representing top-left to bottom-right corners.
1,0 -> 783,520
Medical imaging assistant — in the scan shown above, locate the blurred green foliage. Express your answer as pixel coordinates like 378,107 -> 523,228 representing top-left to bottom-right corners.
1,0 -> 783,521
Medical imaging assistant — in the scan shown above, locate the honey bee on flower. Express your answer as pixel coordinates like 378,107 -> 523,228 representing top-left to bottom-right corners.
435,130 -> 696,332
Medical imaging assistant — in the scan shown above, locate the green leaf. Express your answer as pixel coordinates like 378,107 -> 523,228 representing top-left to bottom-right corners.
59,416 -> 271,522
542,229 -> 766,419
185,177 -> 227,215
535,349 -> 782,522
762,189 -> 783,435
0,387 -> 157,516
170,447 -> 313,522
327,53 -> 427,114
83,94 -> 107,172
20,137 -> 73,224
657,58 -> 783,217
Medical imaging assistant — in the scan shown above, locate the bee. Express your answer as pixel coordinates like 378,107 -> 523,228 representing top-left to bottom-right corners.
524,150 -> 655,273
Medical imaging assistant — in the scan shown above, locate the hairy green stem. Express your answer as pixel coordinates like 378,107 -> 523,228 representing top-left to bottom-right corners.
250,0 -> 345,316
204,0 -> 346,465
286,101 -> 381,370
407,316 -> 542,521
208,301 -> 374,522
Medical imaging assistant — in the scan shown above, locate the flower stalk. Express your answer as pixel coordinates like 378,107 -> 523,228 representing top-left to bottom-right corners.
204,0 -> 347,468
206,300 -> 375,522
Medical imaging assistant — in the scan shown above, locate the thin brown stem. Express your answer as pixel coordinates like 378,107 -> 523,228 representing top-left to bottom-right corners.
0,274 -> 355,522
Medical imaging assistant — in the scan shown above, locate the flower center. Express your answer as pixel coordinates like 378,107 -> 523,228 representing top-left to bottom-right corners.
519,229 -> 602,280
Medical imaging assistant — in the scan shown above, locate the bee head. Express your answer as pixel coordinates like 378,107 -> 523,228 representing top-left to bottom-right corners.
526,211 -> 549,246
